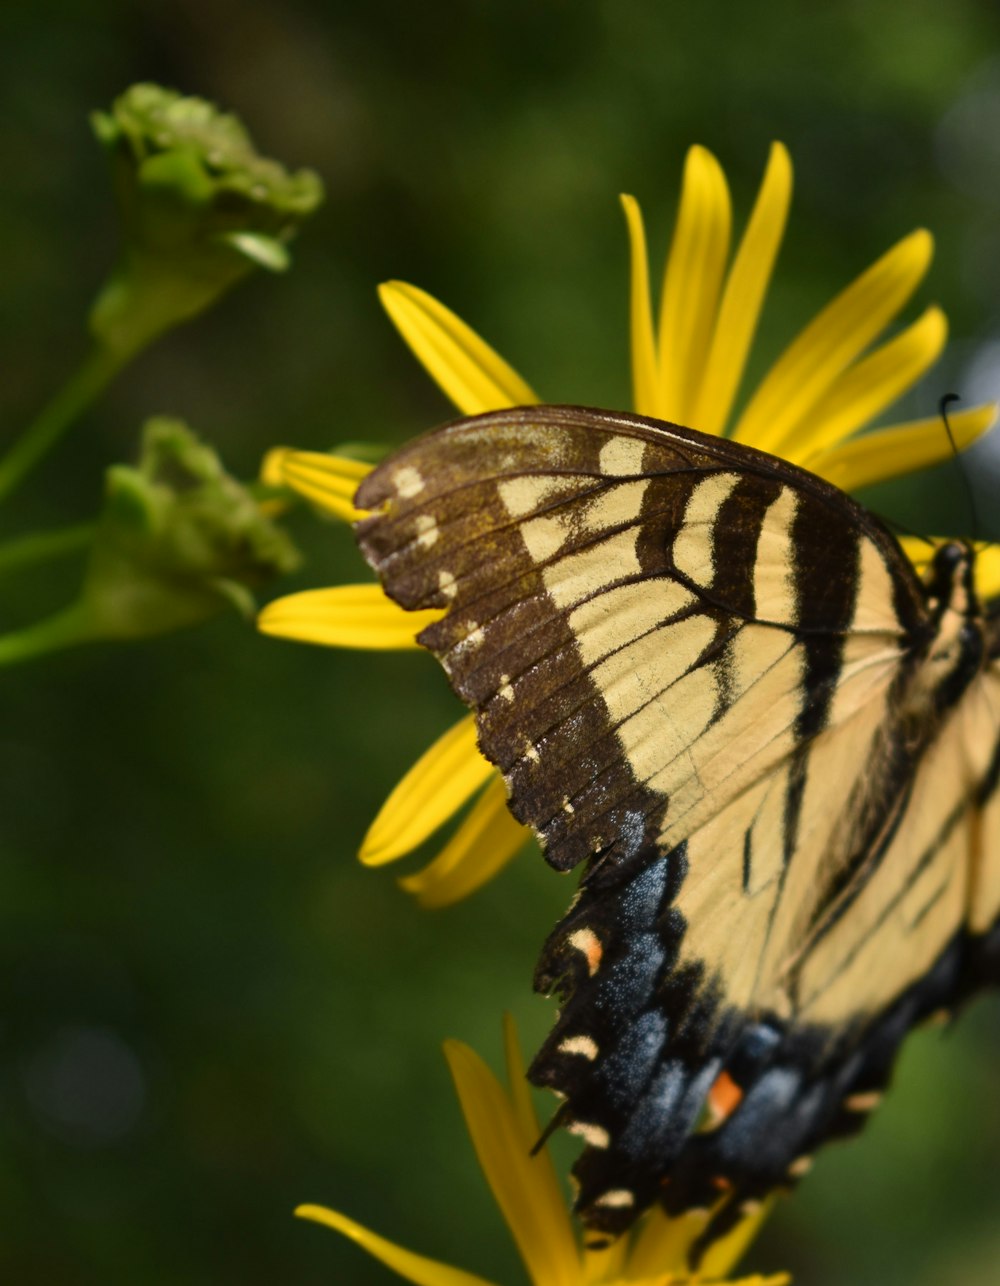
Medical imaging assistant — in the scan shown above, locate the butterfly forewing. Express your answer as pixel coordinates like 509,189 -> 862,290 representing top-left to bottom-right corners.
355,405 -> 1000,1247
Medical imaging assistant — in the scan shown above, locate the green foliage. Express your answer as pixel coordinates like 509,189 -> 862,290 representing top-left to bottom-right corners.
0,81 -> 317,660
82,417 -> 301,639
90,83 -> 323,355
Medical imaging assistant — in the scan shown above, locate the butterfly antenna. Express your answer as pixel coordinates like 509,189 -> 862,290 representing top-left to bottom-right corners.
879,513 -> 938,552
940,393 -> 981,545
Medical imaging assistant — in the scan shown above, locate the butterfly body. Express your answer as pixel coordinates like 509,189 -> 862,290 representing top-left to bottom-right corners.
355,405 -> 1000,1250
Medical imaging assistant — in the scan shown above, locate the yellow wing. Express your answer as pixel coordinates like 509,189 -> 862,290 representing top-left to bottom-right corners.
356,405 -> 1000,1250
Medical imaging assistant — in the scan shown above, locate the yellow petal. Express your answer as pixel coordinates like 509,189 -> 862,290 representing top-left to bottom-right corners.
261,446 -> 372,488
379,281 -> 539,415
500,1015 -> 582,1277
620,194 -> 660,418
691,141 -> 792,437
732,229 -> 934,452
258,584 -> 444,650
501,1012 -> 541,1140
398,774 -> 528,907
787,306 -> 947,465
698,1198 -> 777,1282
623,1206 -> 710,1278
623,1200 -> 786,1284
443,1041 -> 580,1286
808,402 -> 997,493
657,146 -> 732,424
974,543 -> 1000,601
261,447 -> 292,488
603,1277 -> 787,1286
360,714 -> 494,866
581,1237 -> 628,1285
295,1205 -> 498,1286
261,449 -> 373,521
898,534 -> 937,576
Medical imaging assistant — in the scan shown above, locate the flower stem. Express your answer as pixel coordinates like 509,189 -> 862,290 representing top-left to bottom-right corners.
0,602 -> 98,667
0,523 -> 95,577
0,343 -> 129,504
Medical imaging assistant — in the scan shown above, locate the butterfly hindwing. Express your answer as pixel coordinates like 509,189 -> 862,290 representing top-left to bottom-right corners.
355,404 -> 1000,1244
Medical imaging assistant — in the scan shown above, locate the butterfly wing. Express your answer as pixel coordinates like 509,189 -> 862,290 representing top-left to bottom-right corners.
355,404 -> 999,1245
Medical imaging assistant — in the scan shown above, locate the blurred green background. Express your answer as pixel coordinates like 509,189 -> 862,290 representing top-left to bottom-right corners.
2,2 -> 1000,1283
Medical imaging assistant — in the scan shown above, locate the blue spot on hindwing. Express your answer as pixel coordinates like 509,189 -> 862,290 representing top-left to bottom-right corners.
598,1010 -> 668,1111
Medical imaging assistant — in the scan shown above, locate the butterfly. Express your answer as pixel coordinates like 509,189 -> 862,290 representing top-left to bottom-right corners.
354,404 -> 1000,1254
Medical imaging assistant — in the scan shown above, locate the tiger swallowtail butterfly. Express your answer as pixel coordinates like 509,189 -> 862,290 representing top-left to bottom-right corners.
355,404 -> 1000,1253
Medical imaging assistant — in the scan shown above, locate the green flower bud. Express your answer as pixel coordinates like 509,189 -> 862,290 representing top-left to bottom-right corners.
81,417 -> 301,639
89,83 -> 323,356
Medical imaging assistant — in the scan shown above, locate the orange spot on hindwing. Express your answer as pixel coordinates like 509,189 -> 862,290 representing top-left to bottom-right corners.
705,1069 -> 744,1128
567,927 -> 604,976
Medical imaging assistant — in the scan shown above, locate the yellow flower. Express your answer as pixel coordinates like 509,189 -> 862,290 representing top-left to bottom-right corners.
258,142 -> 998,906
296,1016 -> 789,1286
